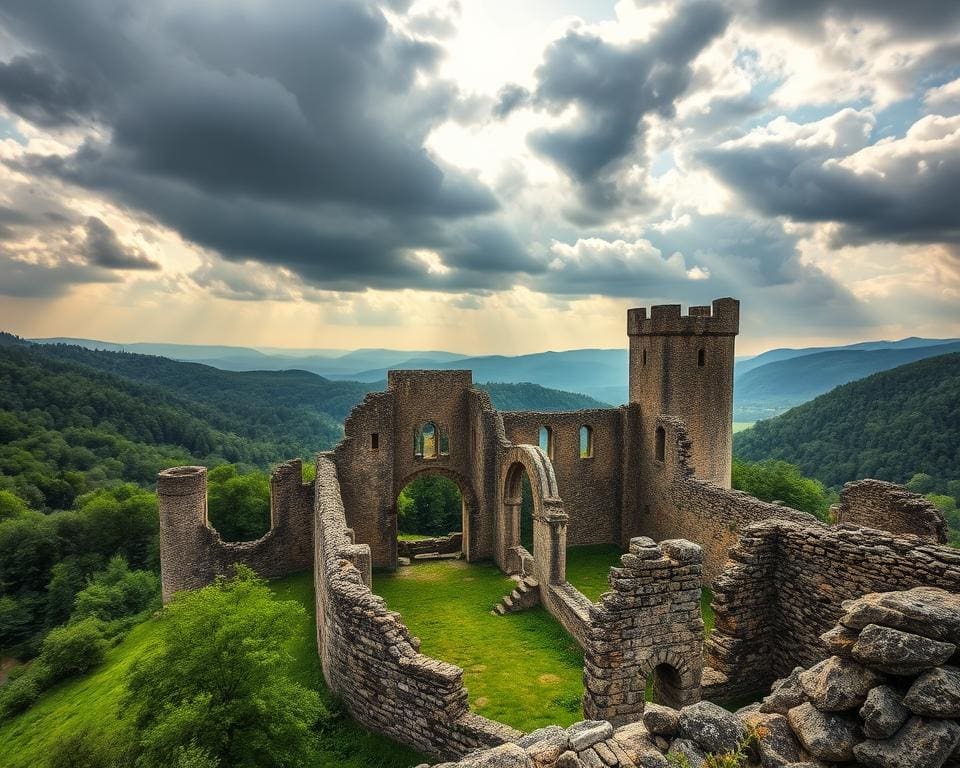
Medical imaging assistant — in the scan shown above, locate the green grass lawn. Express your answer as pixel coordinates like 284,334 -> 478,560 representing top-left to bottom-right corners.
0,572 -> 424,768
396,532 -> 434,541
373,560 -> 585,732
565,544 -> 624,601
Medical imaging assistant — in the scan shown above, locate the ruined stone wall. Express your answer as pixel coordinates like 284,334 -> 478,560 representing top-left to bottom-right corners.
638,417 -> 815,584
333,391 -> 396,567
313,456 -> 521,759
397,532 -> 463,558
705,518 -> 960,702
157,461 -> 314,602
502,409 -> 623,547
835,478 -> 948,543
583,537 -> 704,725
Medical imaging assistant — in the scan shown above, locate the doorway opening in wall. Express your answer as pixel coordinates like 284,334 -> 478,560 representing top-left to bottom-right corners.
645,663 -> 683,707
519,474 -> 534,551
396,473 -> 465,558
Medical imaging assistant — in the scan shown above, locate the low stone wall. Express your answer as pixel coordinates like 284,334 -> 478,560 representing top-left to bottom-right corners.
704,518 -> 960,702
314,456 -> 521,760
157,460 -> 314,602
835,478 -> 947,543
583,538 -> 704,725
398,533 -> 464,558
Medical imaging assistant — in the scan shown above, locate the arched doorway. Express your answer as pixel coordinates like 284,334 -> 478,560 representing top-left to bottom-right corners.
394,468 -> 478,561
497,445 -> 565,582
645,663 -> 684,707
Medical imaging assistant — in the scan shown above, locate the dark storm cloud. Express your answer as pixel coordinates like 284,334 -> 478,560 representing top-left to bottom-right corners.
517,0 -> 729,215
0,54 -> 95,127
0,0 -> 523,293
83,216 -> 159,271
738,0 -> 960,38
700,112 -> 960,246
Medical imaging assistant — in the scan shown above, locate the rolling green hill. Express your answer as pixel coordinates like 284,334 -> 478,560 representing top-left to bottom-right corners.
734,353 -> 960,492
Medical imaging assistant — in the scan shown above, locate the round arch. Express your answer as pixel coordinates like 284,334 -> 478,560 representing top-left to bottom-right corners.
638,648 -> 700,709
497,444 -> 565,579
394,466 -> 480,560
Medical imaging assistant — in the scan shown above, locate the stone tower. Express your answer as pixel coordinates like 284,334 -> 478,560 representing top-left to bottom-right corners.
627,298 -> 739,487
157,465 -> 209,603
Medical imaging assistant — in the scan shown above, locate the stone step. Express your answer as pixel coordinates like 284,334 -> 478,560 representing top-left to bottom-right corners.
503,596 -> 515,609
511,589 -> 522,600
522,576 -> 539,589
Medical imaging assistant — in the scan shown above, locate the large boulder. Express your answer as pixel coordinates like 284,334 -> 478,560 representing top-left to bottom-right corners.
799,656 -> 883,712
853,716 -> 960,768
820,624 -> 858,658
642,703 -> 680,736
740,711 -> 805,768
760,667 -> 807,715
518,726 -> 569,765
903,666 -> 960,718
666,739 -> 706,768
859,685 -> 910,739
787,702 -> 862,762
677,701 -> 747,753
852,624 -> 956,675
840,588 -> 960,644
568,721 -> 614,752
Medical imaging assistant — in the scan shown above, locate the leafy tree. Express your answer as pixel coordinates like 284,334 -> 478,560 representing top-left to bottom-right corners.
0,490 -> 28,520
397,475 -> 462,536
45,558 -> 88,629
732,458 -> 836,520
206,465 -> 271,542
39,617 -> 107,681
124,567 -> 321,768
72,556 -> 160,622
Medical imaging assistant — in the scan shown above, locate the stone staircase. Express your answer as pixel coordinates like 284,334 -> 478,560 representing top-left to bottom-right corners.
491,576 -> 540,615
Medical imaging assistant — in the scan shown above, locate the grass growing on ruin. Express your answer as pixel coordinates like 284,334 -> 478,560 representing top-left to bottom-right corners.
374,560 -> 585,732
0,572 -> 424,768
565,543 -> 625,601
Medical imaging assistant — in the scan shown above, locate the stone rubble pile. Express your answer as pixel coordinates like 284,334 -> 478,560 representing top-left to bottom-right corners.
419,587 -> 960,768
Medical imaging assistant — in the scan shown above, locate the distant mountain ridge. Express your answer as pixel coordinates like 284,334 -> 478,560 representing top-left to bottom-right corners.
734,341 -> 960,420
29,334 -> 960,417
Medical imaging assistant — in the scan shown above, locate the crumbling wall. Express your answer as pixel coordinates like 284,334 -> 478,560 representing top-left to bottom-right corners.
639,417 -> 815,584
314,456 -> 520,759
705,518 -> 960,702
397,532 -> 463,558
835,478 -> 947,543
502,409 -> 623,547
157,460 -> 314,602
583,537 -> 704,725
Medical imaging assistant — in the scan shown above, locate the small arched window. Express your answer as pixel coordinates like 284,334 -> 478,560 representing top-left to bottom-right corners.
579,425 -> 593,459
415,422 -> 438,458
439,430 -> 450,456
698,348 -> 705,367
655,426 -> 665,462
538,426 -> 553,459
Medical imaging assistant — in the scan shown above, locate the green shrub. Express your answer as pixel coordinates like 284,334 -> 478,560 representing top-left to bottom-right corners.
0,668 -> 41,718
39,617 -> 107,681
72,556 -> 160,622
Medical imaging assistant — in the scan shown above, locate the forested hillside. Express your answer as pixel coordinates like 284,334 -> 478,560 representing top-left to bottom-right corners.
735,353 -> 960,494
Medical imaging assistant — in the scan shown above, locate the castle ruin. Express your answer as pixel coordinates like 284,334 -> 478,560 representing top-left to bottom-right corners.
157,297 -> 957,762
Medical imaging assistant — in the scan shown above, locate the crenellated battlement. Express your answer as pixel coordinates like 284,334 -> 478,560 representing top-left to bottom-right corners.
627,297 -> 739,336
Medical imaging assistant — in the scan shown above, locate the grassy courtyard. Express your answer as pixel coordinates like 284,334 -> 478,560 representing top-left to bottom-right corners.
373,560 -> 585,732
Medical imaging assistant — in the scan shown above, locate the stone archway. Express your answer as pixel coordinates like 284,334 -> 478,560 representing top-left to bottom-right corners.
497,445 -> 567,583
394,466 -> 480,561
639,648 -> 700,709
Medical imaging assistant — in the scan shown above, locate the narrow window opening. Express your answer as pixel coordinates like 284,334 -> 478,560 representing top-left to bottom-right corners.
698,348 -> 705,367
655,426 -> 665,462
371,432 -> 379,450
538,426 -> 553,459
579,425 -> 593,459
644,504 -> 651,515
415,422 -> 438,458
642,349 -> 647,366
439,430 -> 450,456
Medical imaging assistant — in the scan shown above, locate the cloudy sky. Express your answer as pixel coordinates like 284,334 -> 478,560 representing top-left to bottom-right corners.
0,0 -> 958,355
